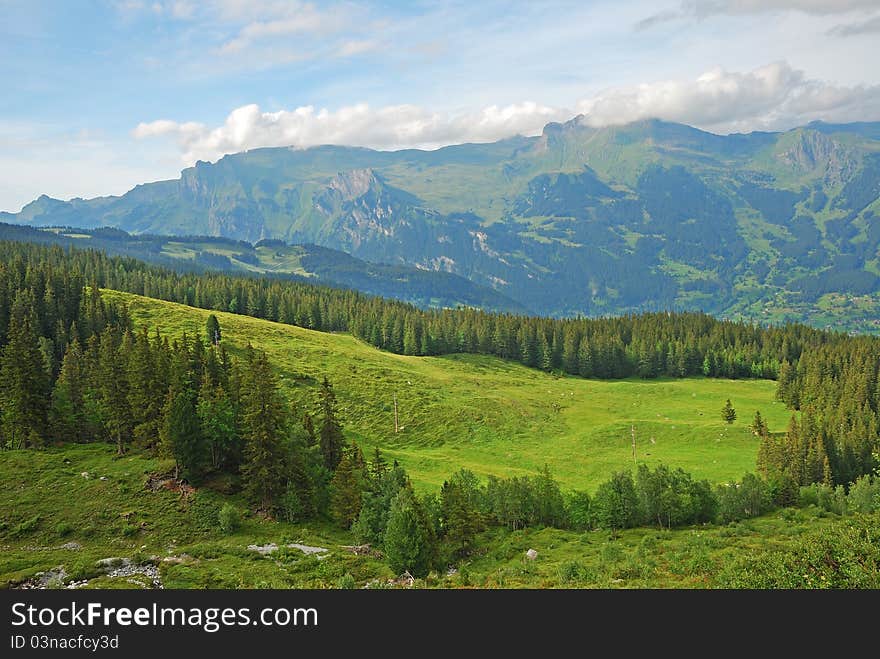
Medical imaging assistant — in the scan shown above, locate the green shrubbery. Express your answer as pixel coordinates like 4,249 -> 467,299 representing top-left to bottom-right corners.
218,504 -> 241,535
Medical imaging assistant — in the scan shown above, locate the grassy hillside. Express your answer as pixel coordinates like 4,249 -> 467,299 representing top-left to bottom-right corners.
103,289 -> 791,491
3,443 -> 875,590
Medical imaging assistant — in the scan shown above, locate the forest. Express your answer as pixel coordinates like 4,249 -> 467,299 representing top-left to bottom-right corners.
0,239 -> 878,579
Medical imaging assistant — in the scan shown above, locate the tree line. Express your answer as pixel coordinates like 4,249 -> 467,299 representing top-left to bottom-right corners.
321,448 -> 880,578
2,240 -> 877,482
0,240 -> 831,382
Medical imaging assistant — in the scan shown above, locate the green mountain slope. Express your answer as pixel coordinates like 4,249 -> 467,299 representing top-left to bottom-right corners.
5,118 -> 880,329
101,289 -> 789,491
0,222 -> 526,313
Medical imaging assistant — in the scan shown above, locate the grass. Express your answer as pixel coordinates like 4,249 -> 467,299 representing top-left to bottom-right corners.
0,288 -> 827,590
4,442 -> 873,589
103,289 -> 791,492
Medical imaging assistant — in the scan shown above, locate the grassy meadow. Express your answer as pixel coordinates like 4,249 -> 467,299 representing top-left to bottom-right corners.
104,289 -> 792,492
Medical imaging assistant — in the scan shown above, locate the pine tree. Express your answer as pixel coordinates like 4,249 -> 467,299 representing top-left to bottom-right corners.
384,485 -> 436,578
0,290 -> 50,449
161,387 -> 205,481
370,447 -> 388,483
97,329 -> 131,455
50,338 -> 86,443
318,376 -> 346,470
240,350 -> 288,510
439,475 -> 483,557
205,314 -> 221,346
750,410 -> 767,437
721,399 -> 737,424
197,375 -> 238,471
577,336 -> 593,378
128,329 -> 161,450
329,451 -> 364,528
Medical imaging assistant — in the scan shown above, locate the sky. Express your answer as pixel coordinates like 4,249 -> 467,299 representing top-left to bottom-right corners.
1,0 -> 879,211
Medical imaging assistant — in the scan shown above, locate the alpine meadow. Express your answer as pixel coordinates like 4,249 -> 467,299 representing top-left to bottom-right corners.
2,2 -> 880,598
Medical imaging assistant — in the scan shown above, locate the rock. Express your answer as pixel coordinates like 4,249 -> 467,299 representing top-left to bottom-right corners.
80,472 -> 90,479
59,542 -> 82,551
287,543 -> 327,555
393,571 -> 415,587
99,476 -> 108,481
247,543 -> 279,555
525,549 -> 538,561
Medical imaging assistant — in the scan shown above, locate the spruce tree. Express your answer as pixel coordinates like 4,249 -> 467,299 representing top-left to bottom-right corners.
240,350 -> 288,510
97,328 -> 131,454
50,338 -> 86,443
750,410 -> 767,437
329,451 -> 364,528
206,314 -> 221,346
384,486 -> 436,578
721,399 -> 737,424
0,290 -> 50,449
318,376 -> 346,470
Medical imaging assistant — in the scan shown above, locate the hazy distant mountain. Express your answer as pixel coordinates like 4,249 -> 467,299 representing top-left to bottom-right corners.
0,222 -> 525,314
4,118 -> 880,327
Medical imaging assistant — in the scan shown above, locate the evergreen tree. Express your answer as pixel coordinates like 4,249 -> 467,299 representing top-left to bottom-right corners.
721,399 -> 737,424
240,350 -> 288,510
318,376 -> 346,470
161,387 -> 205,482
750,410 -> 768,437
50,338 -> 86,443
205,314 -> 221,346
0,290 -> 50,448
97,329 -> 132,454
197,376 -> 238,471
439,471 -> 484,558
329,450 -> 364,528
384,486 -> 436,578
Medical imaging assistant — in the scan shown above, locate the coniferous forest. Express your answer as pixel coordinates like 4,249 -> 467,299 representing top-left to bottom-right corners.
1,239 -> 878,586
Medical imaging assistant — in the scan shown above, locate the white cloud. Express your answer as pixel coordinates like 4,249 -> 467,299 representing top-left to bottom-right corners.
688,1 -> 879,15
827,13 -> 880,36
637,0 -> 879,28
577,62 -> 880,133
337,39 -> 381,58
133,61 -> 880,167
133,101 -> 571,164
217,2 -> 352,54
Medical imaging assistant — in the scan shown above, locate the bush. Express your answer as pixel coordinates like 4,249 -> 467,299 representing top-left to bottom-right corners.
716,515 -> 880,588
716,473 -> 772,523
848,475 -> 880,513
336,573 -> 356,589
189,494 -> 221,531
218,504 -> 241,535
55,521 -> 74,537
120,523 -> 138,537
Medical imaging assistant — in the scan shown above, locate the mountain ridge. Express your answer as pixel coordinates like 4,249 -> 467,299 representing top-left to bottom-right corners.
4,118 -> 880,328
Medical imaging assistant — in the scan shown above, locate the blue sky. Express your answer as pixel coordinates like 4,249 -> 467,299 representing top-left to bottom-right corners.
2,0 -> 879,211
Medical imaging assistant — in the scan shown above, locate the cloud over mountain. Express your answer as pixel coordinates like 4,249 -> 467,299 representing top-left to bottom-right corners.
135,62 -> 880,164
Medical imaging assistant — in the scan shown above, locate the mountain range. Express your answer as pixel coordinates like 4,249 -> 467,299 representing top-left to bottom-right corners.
4,117 -> 880,330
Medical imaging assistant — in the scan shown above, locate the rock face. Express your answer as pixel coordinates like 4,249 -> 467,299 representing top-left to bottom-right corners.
776,130 -> 855,185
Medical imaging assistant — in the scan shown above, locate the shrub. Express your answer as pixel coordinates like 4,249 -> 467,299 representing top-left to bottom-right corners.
55,521 -> 74,537
336,573 -> 356,589
848,475 -> 880,513
218,503 -> 241,535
